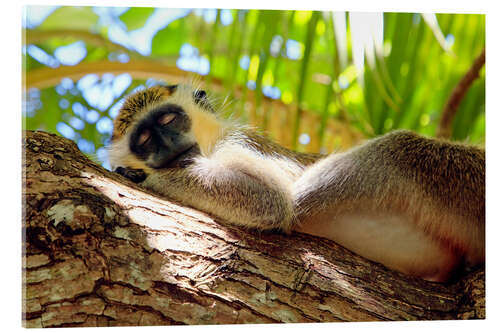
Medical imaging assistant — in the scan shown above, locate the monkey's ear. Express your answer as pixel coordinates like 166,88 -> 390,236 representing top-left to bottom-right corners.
193,89 -> 214,112
193,89 -> 207,103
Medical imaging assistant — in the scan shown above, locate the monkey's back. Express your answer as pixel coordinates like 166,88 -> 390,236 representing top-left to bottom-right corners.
363,130 -> 484,219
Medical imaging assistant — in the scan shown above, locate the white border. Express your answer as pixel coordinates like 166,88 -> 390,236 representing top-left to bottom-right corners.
4,1 -> 499,332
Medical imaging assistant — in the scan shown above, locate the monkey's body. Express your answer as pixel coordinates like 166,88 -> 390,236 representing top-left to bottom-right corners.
294,131 -> 484,281
108,85 -> 485,282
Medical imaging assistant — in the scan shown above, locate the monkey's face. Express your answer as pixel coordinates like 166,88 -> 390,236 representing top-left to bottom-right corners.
108,84 -> 220,172
128,103 -> 201,169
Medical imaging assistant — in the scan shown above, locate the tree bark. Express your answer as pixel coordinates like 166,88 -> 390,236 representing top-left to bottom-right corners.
22,130 -> 485,328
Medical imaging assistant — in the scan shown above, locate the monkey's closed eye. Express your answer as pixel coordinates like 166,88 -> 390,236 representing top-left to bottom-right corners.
158,113 -> 176,126
137,129 -> 151,146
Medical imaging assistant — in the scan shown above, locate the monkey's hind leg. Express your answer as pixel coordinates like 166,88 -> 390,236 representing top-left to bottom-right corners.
291,150 -> 463,282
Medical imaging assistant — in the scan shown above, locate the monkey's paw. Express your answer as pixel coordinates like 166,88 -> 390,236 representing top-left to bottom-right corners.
115,166 -> 147,183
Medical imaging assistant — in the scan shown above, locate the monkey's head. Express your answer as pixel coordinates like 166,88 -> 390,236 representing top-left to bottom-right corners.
108,84 -> 227,173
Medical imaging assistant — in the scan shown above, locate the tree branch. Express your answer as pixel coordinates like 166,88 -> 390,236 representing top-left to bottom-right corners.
437,48 -> 485,139
22,130 -> 484,327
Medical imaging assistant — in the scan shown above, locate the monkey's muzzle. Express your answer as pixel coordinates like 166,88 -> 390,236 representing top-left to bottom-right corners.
146,143 -> 200,169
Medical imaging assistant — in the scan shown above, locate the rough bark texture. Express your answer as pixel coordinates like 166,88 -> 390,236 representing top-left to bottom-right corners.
22,130 -> 485,328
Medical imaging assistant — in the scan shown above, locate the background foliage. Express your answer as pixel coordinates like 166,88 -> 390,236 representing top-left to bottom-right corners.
22,6 -> 485,170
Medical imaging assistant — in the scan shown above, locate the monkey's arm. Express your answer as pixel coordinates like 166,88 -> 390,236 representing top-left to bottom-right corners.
136,156 -> 295,232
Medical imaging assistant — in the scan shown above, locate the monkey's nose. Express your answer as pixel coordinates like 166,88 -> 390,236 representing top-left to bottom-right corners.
146,147 -> 171,169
